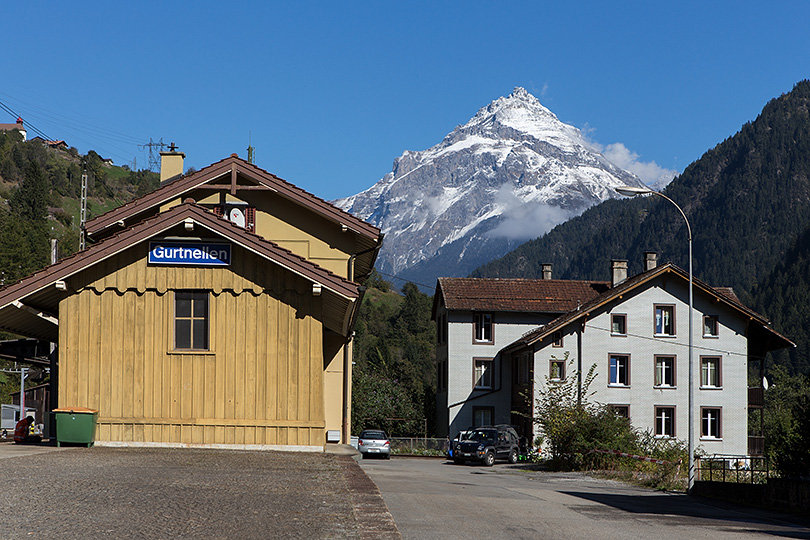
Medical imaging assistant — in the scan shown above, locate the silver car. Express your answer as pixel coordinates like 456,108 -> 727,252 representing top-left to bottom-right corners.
358,429 -> 391,459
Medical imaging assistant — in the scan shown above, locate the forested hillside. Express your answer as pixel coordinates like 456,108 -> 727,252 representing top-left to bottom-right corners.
351,273 -> 437,436
751,226 -> 810,374
0,130 -> 158,285
473,81 -> 810,374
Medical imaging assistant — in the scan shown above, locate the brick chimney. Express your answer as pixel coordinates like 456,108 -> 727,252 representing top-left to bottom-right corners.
541,263 -> 552,280
644,251 -> 658,271
611,260 -> 628,287
160,142 -> 185,184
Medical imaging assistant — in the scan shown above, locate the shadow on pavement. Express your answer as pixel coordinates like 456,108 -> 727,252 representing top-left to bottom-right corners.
561,490 -> 810,539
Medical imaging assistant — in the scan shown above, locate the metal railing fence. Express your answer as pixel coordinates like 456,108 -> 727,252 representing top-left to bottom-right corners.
696,455 -> 770,484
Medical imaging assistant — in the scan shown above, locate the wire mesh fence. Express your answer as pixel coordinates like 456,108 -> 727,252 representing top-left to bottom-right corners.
389,437 -> 448,456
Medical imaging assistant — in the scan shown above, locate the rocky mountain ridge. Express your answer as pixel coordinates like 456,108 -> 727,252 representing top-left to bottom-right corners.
335,87 -> 646,286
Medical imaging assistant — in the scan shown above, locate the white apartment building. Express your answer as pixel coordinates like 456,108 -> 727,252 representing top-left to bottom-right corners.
433,254 -> 792,456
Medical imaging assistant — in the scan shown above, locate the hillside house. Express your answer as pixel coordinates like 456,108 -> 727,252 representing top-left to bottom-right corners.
30,137 -> 68,149
0,117 -> 26,140
433,254 -> 792,456
0,150 -> 381,450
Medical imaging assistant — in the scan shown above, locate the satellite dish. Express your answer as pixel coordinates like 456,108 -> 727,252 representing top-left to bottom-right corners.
228,207 -> 246,228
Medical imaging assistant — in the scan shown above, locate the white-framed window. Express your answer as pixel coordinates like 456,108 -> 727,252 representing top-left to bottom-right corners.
654,305 -> 675,336
611,314 -> 627,336
701,407 -> 722,439
473,313 -> 493,343
655,406 -> 675,438
701,357 -> 722,388
174,290 -> 209,351
703,315 -> 719,337
654,356 -> 676,387
549,359 -> 565,381
474,358 -> 493,389
609,354 -> 630,386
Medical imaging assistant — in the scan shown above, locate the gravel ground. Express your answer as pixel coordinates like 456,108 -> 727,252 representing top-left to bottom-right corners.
0,444 -> 400,539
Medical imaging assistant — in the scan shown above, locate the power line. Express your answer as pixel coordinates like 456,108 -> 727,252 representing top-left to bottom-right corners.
0,93 -> 149,166
0,100 -> 53,141
375,270 -> 437,292
0,91 -> 145,145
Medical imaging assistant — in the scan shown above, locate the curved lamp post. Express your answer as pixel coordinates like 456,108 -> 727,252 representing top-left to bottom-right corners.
615,185 -> 695,492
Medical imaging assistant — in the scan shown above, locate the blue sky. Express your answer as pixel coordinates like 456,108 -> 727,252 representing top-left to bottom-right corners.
4,2 -> 809,200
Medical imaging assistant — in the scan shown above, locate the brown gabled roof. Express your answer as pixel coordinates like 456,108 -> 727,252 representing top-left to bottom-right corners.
435,277 -> 610,315
0,202 -> 361,340
84,154 -> 381,242
502,263 -> 793,354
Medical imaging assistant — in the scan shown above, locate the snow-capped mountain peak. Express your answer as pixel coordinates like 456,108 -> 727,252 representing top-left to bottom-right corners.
334,88 -> 645,286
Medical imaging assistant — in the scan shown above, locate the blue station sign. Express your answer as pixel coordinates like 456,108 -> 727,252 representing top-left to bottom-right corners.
148,241 -> 231,266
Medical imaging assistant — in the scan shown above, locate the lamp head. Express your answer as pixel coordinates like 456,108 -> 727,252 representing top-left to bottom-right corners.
615,186 -> 654,197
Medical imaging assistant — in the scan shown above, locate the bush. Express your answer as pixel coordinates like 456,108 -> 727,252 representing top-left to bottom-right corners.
532,353 -> 688,489
533,354 -> 638,469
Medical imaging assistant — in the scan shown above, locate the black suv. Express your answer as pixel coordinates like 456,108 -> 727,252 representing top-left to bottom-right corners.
452,425 -> 520,466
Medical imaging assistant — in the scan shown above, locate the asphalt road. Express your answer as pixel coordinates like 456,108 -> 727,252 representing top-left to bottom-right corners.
360,456 -> 810,540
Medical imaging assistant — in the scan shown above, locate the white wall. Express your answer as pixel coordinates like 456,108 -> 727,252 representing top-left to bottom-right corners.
531,276 -> 750,456
442,310 -> 552,437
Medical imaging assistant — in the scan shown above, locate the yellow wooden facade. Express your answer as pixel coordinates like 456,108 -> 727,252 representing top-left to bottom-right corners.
58,243 -> 327,447
0,155 -> 380,450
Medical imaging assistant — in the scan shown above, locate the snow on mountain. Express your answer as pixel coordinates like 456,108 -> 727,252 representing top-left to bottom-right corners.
334,87 -> 646,285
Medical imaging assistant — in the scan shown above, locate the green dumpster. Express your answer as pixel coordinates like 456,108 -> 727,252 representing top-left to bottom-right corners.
53,407 -> 98,447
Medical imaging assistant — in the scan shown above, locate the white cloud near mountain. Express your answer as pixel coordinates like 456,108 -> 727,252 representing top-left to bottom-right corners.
578,126 -> 678,187
601,143 -> 678,187
485,184 -> 578,241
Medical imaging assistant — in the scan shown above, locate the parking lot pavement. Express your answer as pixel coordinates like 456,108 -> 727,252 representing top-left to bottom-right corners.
0,438 -> 65,459
0,444 -> 401,539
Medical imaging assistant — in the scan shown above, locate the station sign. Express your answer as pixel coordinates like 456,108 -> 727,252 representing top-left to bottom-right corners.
148,241 -> 231,266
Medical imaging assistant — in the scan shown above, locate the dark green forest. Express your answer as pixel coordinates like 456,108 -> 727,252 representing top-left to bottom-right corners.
473,80 -> 810,376
351,274 -> 436,437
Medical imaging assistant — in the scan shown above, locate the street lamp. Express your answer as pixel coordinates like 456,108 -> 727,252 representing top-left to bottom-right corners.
616,185 -> 695,492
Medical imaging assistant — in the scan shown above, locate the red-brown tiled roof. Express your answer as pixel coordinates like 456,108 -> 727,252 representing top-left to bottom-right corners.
436,277 -> 610,313
0,202 -> 361,339
712,287 -> 741,304
85,154 -> 381,242
501,263 -> 793,353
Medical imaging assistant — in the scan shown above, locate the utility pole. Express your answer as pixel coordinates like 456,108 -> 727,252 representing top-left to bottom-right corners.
19,367 -> 27,423
79,168 -> 88,250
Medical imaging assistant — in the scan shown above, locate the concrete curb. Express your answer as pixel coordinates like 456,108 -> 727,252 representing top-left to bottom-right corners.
338,455 -> 402,539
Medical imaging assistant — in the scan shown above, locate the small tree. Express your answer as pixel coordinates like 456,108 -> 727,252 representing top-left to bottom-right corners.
764,365 -> 810,478
533,353 -> 637,469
